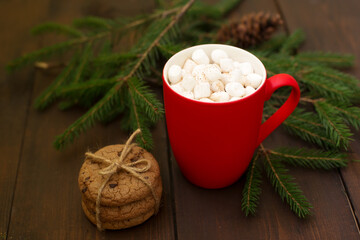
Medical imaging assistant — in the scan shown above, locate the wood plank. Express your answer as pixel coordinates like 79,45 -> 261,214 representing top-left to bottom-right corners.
0,71 -> 33,237
277,0 -> 360,231
6,0 -> 175,239
170,0 -> 360,239
0,0 -> 50,236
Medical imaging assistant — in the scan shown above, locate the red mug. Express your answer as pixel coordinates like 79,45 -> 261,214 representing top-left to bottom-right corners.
163,44 -> 300,189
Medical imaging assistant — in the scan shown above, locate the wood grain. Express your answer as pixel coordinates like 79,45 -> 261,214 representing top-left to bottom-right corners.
3,0 -> 174,239
170,0 -> 360,239
277,0 -> 360,233
0,0 -> 45,235
1,0 -> 360,239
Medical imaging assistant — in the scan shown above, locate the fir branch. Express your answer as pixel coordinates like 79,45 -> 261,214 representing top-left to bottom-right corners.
31,22 -> 83,38
115,5 -> 181,30
157,43 -> 185,58
56,78 -> 117,96
72,43 -> 93,83
54,0 -> 194,149
299,70 -> 354,102
267,148 -> 348,170
283,121 -> 337,150
280,29 -> 305,55
314,100 -> 352,149
320,68 -> 359,89
251,34 -> 287,56
326,102 -> 360,130
7,38 -> 87,72
7,5 -> 183,72
241,151 -> 263,216
188,0 -> 242,19
34,55 -> 78,110
41,44 -> 92,110
58,100 -> 77,111
126,83 -> 153,149
122,0 -> 195,81
296,51 -> 354,69
54,81 -> 124,150
56,78 -> 116,110
126,77 -> 163,122
92,52 -> 138,67
264,104 -> 337,149
214,0 -> 243,17
286,108 -> 323,127
261,145 -> 312,218
73,16 -> 113,31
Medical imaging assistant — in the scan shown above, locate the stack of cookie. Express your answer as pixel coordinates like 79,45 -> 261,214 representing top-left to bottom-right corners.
78,144 -> 162,230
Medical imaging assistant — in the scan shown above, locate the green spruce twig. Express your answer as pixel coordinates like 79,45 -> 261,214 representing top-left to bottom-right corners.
53,0 -> 194,150
267,148 -> 348,169
261,145 -> 312,218
241,151 -> 263,216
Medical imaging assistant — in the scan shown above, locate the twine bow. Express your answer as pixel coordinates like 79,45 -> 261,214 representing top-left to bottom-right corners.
84,129 -> 160,231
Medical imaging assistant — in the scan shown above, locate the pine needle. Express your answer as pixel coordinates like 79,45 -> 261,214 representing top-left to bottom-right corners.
34,55 -> 78,110
326,102 -> 360,130
241,151 -> 263,216
7,38 -> 86,72
268,148 -> 348,169
314,100 -> 353,149
31,22 -> 83,38
299,70 -> 354,103
73,16 -> 113,31
126,77 -> 163,122
283,121 -> 337,150
188,0 -> 242,19
296,51 -> 354,69
53,0 -> 194,150
261,145 -> 312,218
280,29 -> 305,55
54,81 -> 125,150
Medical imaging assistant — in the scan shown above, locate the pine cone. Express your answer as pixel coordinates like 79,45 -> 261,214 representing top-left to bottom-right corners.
217,12 -> 283,48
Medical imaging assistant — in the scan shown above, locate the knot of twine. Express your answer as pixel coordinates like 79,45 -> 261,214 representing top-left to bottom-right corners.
84,129 -> 160,231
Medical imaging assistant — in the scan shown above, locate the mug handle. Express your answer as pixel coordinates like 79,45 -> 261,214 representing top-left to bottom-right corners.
256,73 -> 301,147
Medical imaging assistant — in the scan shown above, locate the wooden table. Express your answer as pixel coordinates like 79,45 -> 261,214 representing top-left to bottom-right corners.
1,0 -> 360,239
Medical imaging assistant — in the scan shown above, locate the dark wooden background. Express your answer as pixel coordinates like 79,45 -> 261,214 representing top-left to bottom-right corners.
1,0 -> 360,239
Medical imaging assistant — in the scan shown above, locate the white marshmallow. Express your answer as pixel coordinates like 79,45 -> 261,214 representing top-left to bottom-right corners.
181,74 -> 196,92
171,82 -> 184,94
180,74 -> 196,92
238,62 -> 253,75
211,49 -> 228,64
229,69 -> 246,85
181,69 -> 188,78
195,72 -> 207,82
221,72 -> 233,85
245,86 -> 256,96
194,82 -> 211,99
199,98 -> 214,103
168,65 -> 182,84
233,61 -> 242,69
210,91 -> 230,102
230,96 -> 242,101
182,91 -> 194,99
220,58 -> 234,72
210,80 -> 225,92
192,64 -> 206,76
183,59 -> 197,73
204,64 -> 222,82
225,82 -> 245,97
192,49 -> 210,65
246,73 -> 263,88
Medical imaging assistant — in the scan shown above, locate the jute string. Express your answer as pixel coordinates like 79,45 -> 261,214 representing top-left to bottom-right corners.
84,129 -> 160,231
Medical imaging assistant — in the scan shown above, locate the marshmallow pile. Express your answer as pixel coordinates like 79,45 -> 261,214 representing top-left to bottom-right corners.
167,48 -> 263,103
